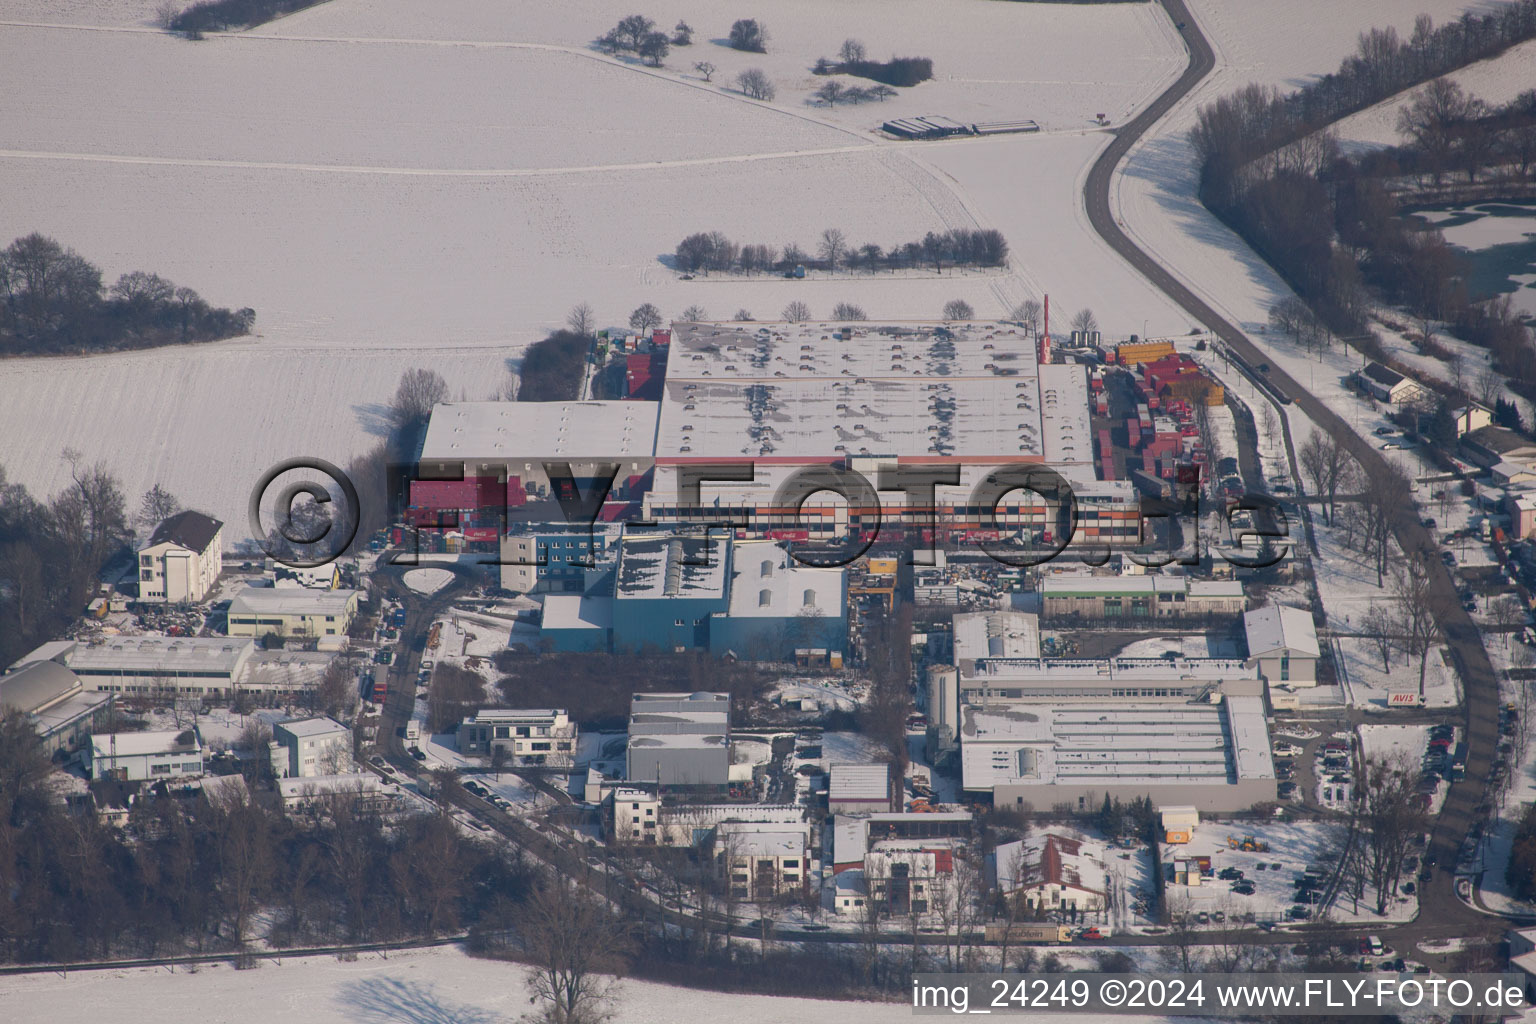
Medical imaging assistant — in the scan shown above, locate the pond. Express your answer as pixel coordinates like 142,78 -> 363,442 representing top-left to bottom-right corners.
1407,201 -> 1536,324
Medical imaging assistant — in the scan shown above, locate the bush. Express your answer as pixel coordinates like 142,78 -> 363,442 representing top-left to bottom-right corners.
516,329 -> 587,402
842,56 -> 933,88
728,18 -> 768,53
168,0 -> 323,34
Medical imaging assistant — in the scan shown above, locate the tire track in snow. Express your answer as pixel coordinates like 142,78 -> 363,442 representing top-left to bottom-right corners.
0,143 -> 878,178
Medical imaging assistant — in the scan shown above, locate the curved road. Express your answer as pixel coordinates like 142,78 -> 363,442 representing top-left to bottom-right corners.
1085,0 -> 1502,936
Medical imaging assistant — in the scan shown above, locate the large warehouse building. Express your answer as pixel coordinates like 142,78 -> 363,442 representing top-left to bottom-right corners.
408,321 -> 1141,556
942,608 -> 1278,811
626,691 -> 731,787
960,697 -> 1277,812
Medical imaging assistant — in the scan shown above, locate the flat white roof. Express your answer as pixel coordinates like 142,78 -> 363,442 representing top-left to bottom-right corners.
725,541 -> 843,618
275,716 -> 349,739
716,820 -> 810,858
953,611 -> 1041,664
228,587 -> 358,617
1041,574 -> 1242,598
1243,604 -> 1321,658
68,637 -> 253,676
469,708 -> 567,722
278,774 -> 383,798
656,322 -> 1093,462
959,698 -> 1274,790
420,401 -> 658,460
958,653 -> 1255,685
615,534 -> 729,600
542,593 -> 613,631
91,730 -> 201,757
829,763 -> 890,802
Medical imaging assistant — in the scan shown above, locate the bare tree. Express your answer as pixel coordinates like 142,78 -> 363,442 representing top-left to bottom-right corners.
1390,549 -> 1442,695
782,300 -> 812,323
1359,752 -> 1425,913
1298,431 -> 1349,526
1158,893 -> 1204,972
628,302 -> 663,332
693,61 -> 715,82
870,84 -> 897,102
138,484 -> 181,529
1361,603 -> 1396,671
566,302 -> 595,338
1011,298 -> 1041,335
154,1 -> 180,29
818,228 -> 848,271
672,20 -> 692,45
815,81 -> 847,107
732,308 -> 753,321
1476,367 -> 1504,409
1069,308 -> 1098,335
679,304 -> 707,322
1396,78 -> 1485,185
392,368 -> 449,428
1492,595 -> 1525,650
1361,462 -> 1412,586
316,659 -> 353,719
736,68 -> 775,101
203,788 -> 274,948
838,38 -> 867,63
942,299 -> 974,321
832,302 -> 867,321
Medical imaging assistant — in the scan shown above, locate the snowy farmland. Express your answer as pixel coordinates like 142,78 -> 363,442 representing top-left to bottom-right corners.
0,0 -> 1190,535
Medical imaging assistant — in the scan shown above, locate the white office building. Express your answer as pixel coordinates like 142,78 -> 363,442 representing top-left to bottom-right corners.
271,716 -> 352,778
88,730 -> 203,782
137,511 -> 223,605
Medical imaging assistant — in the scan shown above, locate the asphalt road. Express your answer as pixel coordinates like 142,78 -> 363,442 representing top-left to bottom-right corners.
1086,0 -> 1503,936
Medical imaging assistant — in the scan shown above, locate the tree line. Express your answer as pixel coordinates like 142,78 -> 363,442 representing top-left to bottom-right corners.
672,227 -> 1009,276
0,710 -> 531,963
0,456 -> 134,669
494,649 -> 773,729
1193,5 -> 1536,194
163,0 -> 324,36
1192,19 -> 1536,394
0,234 -> 253,357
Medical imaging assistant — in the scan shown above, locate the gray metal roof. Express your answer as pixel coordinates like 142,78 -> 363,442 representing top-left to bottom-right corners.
0,660 -> 82,714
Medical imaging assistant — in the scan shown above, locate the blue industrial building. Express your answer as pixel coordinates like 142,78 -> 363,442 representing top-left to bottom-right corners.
537,533 -> 846,660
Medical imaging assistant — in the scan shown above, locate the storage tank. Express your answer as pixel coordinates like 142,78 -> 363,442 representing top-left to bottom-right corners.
926,664 -> 958,734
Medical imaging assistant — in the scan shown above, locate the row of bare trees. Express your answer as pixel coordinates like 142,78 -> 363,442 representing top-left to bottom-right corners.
0,453 -> 138,668
672,227 -> 1009,276
1299,432 -> 1446,693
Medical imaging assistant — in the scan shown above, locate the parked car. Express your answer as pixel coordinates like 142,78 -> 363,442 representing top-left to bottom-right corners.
1232,881 -> 1256,895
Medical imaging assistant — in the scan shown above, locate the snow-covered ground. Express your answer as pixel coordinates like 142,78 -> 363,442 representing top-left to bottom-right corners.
0,0 -> 1183,535
1330,37 -> 1536,153
0,945 -> 912,1024
1163,820 -> 1347,921
1112,0 -> 1501,359
402,568 -> 454,595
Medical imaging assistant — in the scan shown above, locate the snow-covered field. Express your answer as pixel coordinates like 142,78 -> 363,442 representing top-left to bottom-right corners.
1112,0 -> 1499,347
0,945 -> 907,1024
1331,37 -> 1536,153
0,0 -> 1190,535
